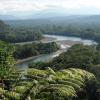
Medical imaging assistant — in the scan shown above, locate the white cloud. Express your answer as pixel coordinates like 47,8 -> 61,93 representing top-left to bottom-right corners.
0,0 -> 100,15
0,0 -> 46,14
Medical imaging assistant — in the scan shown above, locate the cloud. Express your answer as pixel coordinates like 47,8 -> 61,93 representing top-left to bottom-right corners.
0,0 -> 100,15
0,0 -> 46,15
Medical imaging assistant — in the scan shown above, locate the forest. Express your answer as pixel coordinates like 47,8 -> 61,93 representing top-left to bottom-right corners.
0,18 -> 100,100
6,15 -> 100,43
0,20 -> 42,43
0,41 -> 100,100
14,42 -> 59,59
27,43 -> 100,100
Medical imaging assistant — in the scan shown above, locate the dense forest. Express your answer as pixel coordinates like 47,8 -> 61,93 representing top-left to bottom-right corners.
0,41 -> 99,100
29,44 -> 100,70
1,17 -> 100,99
0,20 -> 42,43
6,15 -> 100,43
14,42 -> 59,59
29,44 -> 100,99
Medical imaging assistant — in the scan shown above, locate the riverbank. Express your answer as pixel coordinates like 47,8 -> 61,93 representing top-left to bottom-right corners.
13,34 -> 96,46
16,40 -> 79,65
16,34 -> 96,69
16,54 -> 45,65
44,34 -> 97,45
16,49 -> 66,70
14,36 -> 56,45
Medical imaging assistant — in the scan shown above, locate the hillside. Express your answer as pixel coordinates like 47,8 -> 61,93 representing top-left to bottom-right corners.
4,15 -> 100,43
0,20 -> 43,43
5,15 -> 100,27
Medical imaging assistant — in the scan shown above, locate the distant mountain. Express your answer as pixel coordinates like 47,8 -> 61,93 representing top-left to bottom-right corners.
28,10 -> 68,19
0,10 -> 68,20
78,15 -> 100,22
0,20 -> 10,30
0,15 -> 16,20
5,15 -> 100,27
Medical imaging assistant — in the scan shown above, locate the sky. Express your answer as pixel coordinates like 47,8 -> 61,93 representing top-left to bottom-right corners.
0,0 -> 100,17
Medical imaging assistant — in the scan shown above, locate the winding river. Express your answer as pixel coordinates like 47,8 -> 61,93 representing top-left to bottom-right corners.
16,34 -> 97,70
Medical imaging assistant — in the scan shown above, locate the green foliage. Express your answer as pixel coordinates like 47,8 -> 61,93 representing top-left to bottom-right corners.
43,44 -> 100,70
1,18 -> 100,99
14,42 -> 59,59
6,17 -> 100,43
0,68 -> 96,100
26,68 -> 95,100
28,61 -> 52,69
26,43 -> 100,99
0,42 -> 97,99
0,20 -> 43,43
0,41 -> 15,79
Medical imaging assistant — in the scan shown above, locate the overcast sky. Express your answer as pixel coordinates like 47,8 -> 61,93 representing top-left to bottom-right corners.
0,0 -> 100,16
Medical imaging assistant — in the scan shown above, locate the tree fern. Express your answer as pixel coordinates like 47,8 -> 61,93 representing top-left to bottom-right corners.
0,68 -> 96,100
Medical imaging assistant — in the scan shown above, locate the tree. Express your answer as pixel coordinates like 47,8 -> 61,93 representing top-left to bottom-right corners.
24,68 -> 96,100
0,41 -> 15,98
50,44 -> 99,70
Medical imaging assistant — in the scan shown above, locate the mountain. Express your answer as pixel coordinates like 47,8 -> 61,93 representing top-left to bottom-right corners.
0,15 -> 17,20
27,10 -> 68,19
0,10 -> 68,20
0,20 -> 10,31
5,15 -> 100,27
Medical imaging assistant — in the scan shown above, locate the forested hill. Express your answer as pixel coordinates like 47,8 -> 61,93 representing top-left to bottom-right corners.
0,20 -> 9,29
5,15 -> 100,42
5,15 -> 100,27
0,20 -> 43,43
0,20 -> 13,34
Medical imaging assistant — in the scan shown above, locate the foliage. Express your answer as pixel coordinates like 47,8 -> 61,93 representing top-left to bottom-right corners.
14,42 -> 59,59
0,68 -> 96,100
28,44 -> 100,71
40,44 -> 100,70
28,61 -> 52,69
28,44 -> 100,99
0,41 -> 15,79
0,20 -> 43,43
0,41 -> 16,99
1,17 -> 100,99
6,16 -> 100,43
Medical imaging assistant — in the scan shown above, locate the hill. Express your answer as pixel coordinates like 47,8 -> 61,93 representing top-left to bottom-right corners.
0,20 -> 43,43
5,15 -> 100,27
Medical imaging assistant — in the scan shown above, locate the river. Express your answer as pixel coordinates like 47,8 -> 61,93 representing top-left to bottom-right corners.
16,34 -> 97,70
